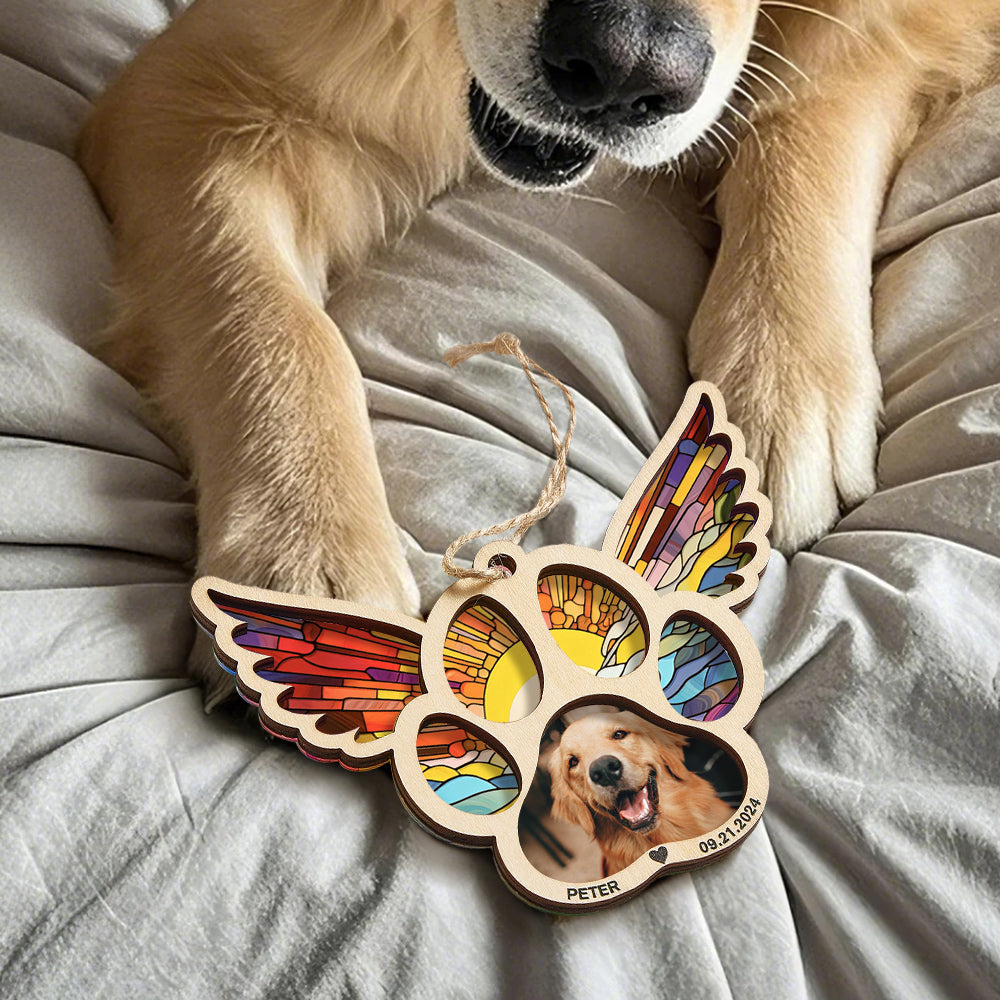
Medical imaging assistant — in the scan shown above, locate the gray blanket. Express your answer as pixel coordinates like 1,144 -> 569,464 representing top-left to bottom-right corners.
1,2 -> 999,997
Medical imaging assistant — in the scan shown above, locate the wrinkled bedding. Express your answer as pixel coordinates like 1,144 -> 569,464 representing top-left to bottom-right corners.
1,2 -> 999,997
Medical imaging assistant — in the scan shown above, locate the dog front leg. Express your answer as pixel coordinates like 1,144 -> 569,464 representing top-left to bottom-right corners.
101,157 -> 436,706
688,59 -> 919,553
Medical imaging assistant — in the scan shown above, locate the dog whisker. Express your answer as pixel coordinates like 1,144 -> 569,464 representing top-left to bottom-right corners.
756,7 -> 788,45
743,58 -> 797,98
486,98 -> 501,133
556,191 -> 622,210
497,121 -> 524,153
724,100 -> 764,157
713,120 -> 743,162
761,1 -> 869,45
692,131 -> 718,169
750,39 -> 813,82
705,126 -> 734,167
731,82 -> 760,112
737,66 -> 779,103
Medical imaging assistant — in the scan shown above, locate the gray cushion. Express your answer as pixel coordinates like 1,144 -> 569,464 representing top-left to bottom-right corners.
1,2 -> 998,996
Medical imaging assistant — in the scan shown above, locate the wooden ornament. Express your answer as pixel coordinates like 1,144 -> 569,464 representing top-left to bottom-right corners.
191,381 -> 771,912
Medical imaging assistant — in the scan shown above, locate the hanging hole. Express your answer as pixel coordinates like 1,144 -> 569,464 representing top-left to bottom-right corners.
489,553 -> 517,578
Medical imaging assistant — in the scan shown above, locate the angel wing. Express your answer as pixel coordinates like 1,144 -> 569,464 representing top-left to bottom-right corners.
597,383 -> 771,721
602,382 -> 771,611
191,578 -> 424,765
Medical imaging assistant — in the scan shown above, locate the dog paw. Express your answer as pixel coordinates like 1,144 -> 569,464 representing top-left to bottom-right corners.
192,510 -> 421,711
689,310 -> 881,555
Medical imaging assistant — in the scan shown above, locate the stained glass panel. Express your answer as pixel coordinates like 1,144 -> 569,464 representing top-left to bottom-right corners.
419,721 -> 519,815
443,601 -> 541,722
211,595 -> 421,740
537,571 -> 646,678
616,400 -> 755,597
659,616 -> 739,722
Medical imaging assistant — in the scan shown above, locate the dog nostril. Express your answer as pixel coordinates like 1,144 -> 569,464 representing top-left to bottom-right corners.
630,93 -> 667,117
543,58 -> 608,109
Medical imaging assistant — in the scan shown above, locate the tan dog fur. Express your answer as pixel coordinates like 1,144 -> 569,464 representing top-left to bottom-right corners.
548,711 -> 732,875
78,1 -> 1000,704
690,1 -> 1000,550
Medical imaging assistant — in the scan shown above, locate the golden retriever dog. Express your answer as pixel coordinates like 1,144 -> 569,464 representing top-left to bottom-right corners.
547,711 -> 732,875
78,0 -> 1000,704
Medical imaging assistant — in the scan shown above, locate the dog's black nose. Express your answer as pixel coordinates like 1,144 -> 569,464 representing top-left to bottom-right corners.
540,0 -> 714,125
589,755 -> 623,787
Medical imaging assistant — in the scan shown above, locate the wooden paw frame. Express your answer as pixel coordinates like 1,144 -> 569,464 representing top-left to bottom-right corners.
192,382 -> 771,912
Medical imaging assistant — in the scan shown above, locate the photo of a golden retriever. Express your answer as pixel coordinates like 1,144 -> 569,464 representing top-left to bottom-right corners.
77,0 -> 1000,706
520,709 -> 738,879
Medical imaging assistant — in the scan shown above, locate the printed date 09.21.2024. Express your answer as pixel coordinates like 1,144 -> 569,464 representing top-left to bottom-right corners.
699,797 -> 763,854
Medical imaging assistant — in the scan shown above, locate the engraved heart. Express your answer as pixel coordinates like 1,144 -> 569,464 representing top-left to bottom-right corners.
648,846 -> 669,864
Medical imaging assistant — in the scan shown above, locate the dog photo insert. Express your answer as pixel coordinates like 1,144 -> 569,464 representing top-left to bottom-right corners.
519,706 -> 745,881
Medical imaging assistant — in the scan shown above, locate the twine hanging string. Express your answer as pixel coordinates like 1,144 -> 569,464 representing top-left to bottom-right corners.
441,334 -> 577,582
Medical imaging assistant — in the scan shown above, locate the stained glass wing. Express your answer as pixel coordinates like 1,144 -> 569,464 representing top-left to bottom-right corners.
602,383 -> 770,609
192,579 -> 423,761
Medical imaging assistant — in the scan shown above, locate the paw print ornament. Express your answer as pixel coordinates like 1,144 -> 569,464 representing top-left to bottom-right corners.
192,346 -> 771,913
